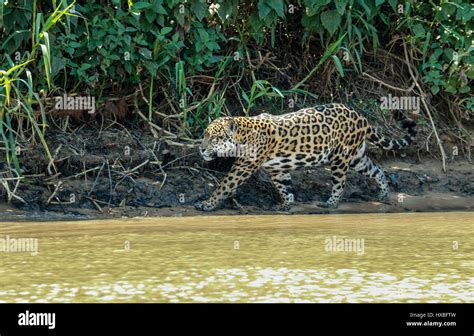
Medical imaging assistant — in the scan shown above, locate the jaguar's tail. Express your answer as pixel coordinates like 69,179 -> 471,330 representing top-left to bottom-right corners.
366,116 -> 417,150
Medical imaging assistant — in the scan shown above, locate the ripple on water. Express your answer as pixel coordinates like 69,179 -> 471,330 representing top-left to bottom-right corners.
0,213 -> 473,303
0,267 -> 473,303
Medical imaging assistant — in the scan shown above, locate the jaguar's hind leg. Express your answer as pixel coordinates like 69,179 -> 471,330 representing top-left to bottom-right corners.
350,143 -> 390,202
264,169 -> 294,211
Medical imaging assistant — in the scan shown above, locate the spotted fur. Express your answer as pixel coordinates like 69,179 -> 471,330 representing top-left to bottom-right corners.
196,103 -> 417,211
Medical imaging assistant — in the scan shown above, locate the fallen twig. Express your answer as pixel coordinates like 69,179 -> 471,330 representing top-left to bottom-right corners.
362,71 -> 416,93
124,159 -> 150,175
64,166 -> 101,180
83,195 -> 104,213
88,161 -> 106,196
47,181 -> 63,205
0,178 -> 26,204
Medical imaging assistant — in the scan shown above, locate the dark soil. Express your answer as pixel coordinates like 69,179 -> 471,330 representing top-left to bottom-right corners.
1,124 -> 473,221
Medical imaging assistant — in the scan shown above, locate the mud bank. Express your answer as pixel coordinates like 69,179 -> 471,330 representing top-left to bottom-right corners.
1,126 -> 473,221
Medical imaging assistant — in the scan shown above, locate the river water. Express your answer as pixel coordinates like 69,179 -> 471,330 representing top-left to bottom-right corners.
0,212 -> 472,303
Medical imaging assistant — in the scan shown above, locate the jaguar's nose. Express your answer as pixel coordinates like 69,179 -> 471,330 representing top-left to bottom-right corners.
201,149 -> 215,161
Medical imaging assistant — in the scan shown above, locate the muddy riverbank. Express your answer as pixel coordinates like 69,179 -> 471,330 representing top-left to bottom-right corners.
1,126 -> 473,221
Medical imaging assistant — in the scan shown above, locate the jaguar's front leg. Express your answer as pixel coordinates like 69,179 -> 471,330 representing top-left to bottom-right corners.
196,158 -> 262,211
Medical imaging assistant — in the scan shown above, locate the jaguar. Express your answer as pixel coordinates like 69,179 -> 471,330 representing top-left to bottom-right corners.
195,103 -> 416,211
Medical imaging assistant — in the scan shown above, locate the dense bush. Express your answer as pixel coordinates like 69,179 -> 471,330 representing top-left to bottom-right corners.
404,1 -> 473,106
0,1 -> 396,91
1,0 -> 472,102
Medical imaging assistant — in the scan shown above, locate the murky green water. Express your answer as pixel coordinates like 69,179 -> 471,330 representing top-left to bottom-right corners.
0,212 -> 472,302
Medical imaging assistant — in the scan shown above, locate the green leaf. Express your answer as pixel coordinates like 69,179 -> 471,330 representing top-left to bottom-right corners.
51,55 -> 66,77
144,61 -> 159,76
69,41 -> 82,48
467,69 -> 474,79
335,0 -> 347,15
267,0 -> 285,18
217,1 -> 235,22
195,41 -> 204,52
133,2 -> 153,10
257,1 -> 271,18
145,10 -> 156,23
304,0 -> 331,16
321,10 -> 341,36
0,0 -> 3,30
460,4 -> 474,21
154,5 -> 167,15
242,90 -> 250,104
332,55 -> 345,76
40,32 -> 52,89
161,27 -> 172,35
191,1 -> 208,21
431,86 -> 440,95
412,23 -> 425,37
198,28 -> 209,42
139,48 -> 152,60
444,48 -> 455,60
388,0 -> 397,12
359,0 -> 372,16
271,86 -> 284,98
206,41 -> 220,51
152,0 -> 168,14
445,85 -> 457,94
80,63 -> 93,70
157,14 -> 165,26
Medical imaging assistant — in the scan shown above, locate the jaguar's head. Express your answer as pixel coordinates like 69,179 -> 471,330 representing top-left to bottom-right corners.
199,117 -> 238,161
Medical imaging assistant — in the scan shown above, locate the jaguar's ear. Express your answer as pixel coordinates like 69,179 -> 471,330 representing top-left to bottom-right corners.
225,118 -> 238,136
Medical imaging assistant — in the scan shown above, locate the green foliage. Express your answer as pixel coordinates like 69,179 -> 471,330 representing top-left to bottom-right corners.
0,0 -> 472,151
302,0 -> 390,69
3,0 -> 382,97
241,79 -> 284,115
0,0 -> 72,175
403,0 -> 473,111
